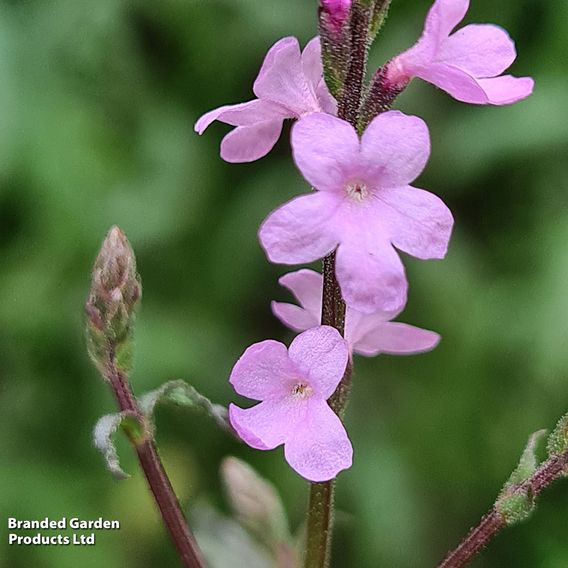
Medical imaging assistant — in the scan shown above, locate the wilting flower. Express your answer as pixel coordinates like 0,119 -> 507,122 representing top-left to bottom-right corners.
195,37 -> 335,163
229,326 -> 352,482
259,111 -> 453,314
272,269 -> 440,357
385,0 -> 533,105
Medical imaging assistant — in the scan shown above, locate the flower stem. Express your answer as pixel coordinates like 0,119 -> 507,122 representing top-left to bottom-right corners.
304,4 -> 371,567
438,452 -> 568,568
106,355 -> 206,568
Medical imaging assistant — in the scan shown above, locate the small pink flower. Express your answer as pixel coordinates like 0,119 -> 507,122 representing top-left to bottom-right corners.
320,0 -> 352,33
229,326 -> 352,482
259,111 -> 453,314
272,269 -> 441,357
195,37 -> 336,163
385,0 -> 534,105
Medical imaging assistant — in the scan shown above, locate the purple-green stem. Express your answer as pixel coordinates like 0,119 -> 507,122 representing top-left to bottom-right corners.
304,3 -> 371,567
438,452 -> 568,568
105,353 -> 206,568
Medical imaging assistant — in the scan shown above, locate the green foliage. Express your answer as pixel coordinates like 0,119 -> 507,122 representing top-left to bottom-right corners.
1,0 -> 567,567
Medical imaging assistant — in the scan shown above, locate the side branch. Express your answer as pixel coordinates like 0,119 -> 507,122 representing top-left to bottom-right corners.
438,452 -> 568,568
106,359 -> 206,568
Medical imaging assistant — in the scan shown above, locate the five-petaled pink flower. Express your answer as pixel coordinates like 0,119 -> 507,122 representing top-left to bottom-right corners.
385,0 -> 534,105
194,37 -> 336,163
229,326 -> 352,482
272,269 -> 441,357
259,111 -> 453,314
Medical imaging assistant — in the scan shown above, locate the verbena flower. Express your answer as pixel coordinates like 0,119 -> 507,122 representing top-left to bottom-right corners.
385,0 -> 534,105
259,111 -> 453,314
272,269 -> 440,357
229,326 -> 352,482
195,37 -> 335,163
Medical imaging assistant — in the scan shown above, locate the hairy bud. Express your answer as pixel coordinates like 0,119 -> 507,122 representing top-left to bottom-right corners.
320,0 -> 352,34
86,226 -> 141,376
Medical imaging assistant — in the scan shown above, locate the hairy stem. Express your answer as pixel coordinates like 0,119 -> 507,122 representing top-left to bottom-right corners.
106,355 -> 205,568
304,4 -> 371,568
438,453 -> 568,568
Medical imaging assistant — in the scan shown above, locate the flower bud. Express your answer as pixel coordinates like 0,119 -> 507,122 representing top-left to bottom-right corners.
320,0 -> 352,34
221,457 -> 289,546
86,226 -> 141,375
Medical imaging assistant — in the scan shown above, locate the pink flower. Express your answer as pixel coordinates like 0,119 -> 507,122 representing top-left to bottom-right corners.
385,0 -> 534,105
320,0 -> 352,33
229,326 -> 352,482
194,37 -> 336,163
272,269 -> 441,357
259,111 -> 453,314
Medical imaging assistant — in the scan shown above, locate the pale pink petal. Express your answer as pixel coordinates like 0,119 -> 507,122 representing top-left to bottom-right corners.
278,269 -> 323,315
301,37 -> 324,90
377,186 -> 454,260
415,62 -> 489,104
271,301 -> 319,332
424,0 -> 469,45
315,79 -> 338,115
194,99 -> 288,133
288,326 -> 348,399
229,398 -> 308,450
220,120 -> 284,163
253,37 -> 318,115
400,0 -> 470,67
336,234 -> 407,314
353,322 -> 441,356
361,111 -> 430,187
476,75 -> 534,105
441,24 -> 516,77
345,310 -> 392,348
291,113 -> 359,192
284,399 -> 353,482
259,192 -> 341,264
229,340 -> 297,400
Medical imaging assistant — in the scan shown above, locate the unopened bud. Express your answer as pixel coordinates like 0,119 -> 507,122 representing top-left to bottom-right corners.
221,457 -> 289,547
320,0 -> 352,34
86,226 -> 141,376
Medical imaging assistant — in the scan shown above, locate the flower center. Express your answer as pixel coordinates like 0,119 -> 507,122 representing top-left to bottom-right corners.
345,182 -> 369,203
291,382 -> 313,399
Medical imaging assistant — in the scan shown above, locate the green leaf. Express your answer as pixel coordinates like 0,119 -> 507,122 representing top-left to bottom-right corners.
495,429 -> 547,525
92,412 -> 133,480
138,379 -> 230,432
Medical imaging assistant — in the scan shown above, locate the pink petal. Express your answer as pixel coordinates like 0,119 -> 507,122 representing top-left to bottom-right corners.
271,301 -> 319,333
291,113 -> 359,192
229,399 -> 308,450
259,192 -> 341,264
284,399 -> 353,482
399,0 -> 470,69
361,111 -> 430,187
337,239 -> 407,315
441,24 -> 516,78
476,75 -> 534,105
253,37 -> 318,115
353,322 -> 441,356
378,185 -> 454,260
301,37 -> 324,90
415,62 -> 489,104
345,309 -> 392,349
220,120 -> 284,163
194,99 -> 288,133
424,0 -> 469,46
278,269 -> 323,315
229,340 -> 296,400
288,326 -> 348,399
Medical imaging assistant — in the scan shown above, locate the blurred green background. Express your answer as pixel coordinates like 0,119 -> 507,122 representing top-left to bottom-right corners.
0,0 -> 566,566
